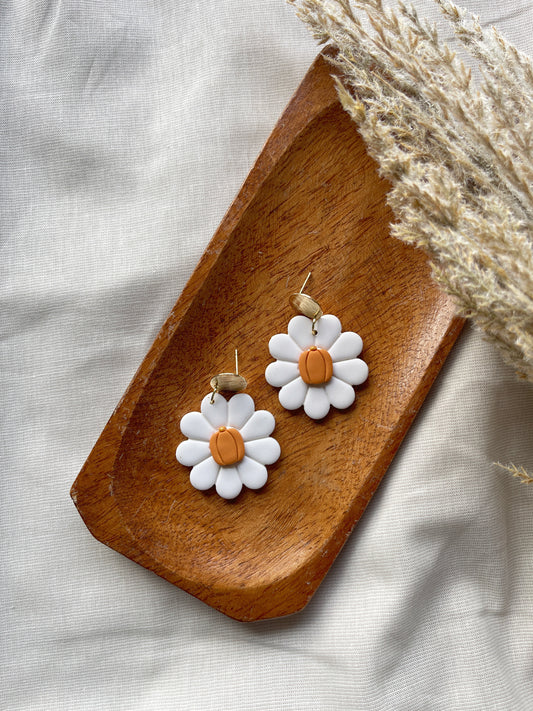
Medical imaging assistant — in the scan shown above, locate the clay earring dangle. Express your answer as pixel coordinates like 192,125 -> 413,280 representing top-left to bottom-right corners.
176,351 -> 281,500
265,273 -> 369,420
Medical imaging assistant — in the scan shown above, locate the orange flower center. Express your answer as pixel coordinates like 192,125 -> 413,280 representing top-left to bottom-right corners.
298,346 -> 333,385
209,426 -> 245,466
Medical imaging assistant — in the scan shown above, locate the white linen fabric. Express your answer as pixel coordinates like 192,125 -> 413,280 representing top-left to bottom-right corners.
2,1 -> 533,709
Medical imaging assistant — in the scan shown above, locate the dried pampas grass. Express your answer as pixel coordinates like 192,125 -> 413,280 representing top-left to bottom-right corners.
496,463 -> 533,485
289,0 -> 533,385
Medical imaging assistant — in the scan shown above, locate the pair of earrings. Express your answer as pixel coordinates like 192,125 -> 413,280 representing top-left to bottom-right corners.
176,275 -> 369,499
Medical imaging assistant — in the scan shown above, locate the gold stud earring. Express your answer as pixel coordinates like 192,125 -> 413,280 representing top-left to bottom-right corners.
265,273 -> 369,419
176,350 -> 281,499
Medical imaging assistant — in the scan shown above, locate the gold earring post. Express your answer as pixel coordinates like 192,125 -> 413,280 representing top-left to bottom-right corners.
299,272 -> 312,294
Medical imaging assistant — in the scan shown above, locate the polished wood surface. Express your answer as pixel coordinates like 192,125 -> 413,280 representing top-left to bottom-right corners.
71,50 -> 463,621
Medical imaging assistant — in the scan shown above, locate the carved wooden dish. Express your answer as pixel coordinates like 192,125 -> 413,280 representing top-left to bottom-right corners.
71,50 -> 463,621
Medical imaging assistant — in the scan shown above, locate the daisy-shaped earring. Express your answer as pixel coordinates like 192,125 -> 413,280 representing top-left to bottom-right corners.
265,274 -> 368,420
176,351 -> 280,500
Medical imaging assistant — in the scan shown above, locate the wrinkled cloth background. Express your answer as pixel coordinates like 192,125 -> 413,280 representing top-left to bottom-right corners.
2,1 -> 533,709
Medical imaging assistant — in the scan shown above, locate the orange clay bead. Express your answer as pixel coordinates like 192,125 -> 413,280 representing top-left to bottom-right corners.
209,426 -> 245,466
298,346 -> 333,385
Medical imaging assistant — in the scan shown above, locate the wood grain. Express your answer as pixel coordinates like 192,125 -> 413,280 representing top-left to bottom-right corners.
71,49 -> 464,621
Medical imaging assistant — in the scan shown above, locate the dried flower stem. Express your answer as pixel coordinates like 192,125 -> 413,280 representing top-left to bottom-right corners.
496,462 -> 533,485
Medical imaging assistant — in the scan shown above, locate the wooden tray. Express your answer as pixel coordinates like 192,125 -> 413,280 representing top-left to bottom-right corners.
71,50 -> 463,621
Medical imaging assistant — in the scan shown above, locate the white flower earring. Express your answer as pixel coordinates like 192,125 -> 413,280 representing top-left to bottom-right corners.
176,351 -> 281,500
265,273 -> 369,420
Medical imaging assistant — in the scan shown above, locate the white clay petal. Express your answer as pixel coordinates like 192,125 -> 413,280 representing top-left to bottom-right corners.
190,457 -> 219,491
279,377 -> 308,410
200,392 -> 228,428
268,333 -> 301,362
333,358 -> 369,386
314,314 -> 342,350
179,411 -> 213,441
244,437 -> 281,465
325,377 -> 355,410
215,466 -> 242,500
288,315 -> 315,350
176,439 -> 211,467
227,393 -> 255,429
265,360 -> 299,387
304,386 -> 330,419
240,410 -> 275,441
238,457 -> 268,490
328,330 -> 363,361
